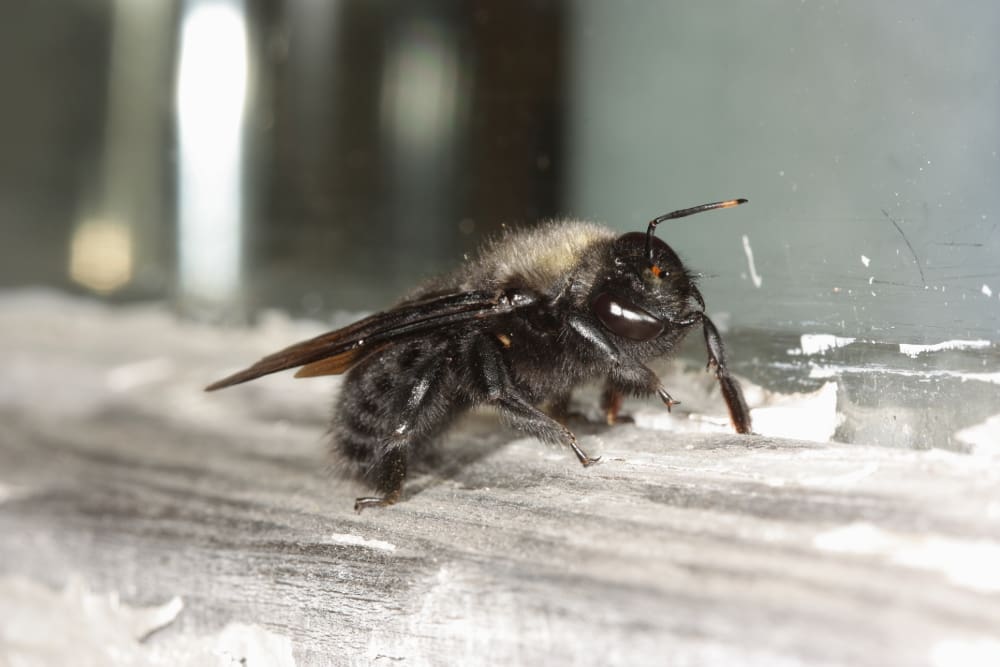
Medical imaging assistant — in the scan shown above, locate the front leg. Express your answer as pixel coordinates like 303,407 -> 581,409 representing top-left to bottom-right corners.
701,314 -> 752,434
568,316 -> 679,414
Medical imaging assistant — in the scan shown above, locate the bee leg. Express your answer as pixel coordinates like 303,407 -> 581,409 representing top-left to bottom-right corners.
352,354 -> 454,512
546,392 -> 604,426
476,338 -> 599,466
354,447 -> 407,512
601,379 -> 680,423
656,386 -> 681,412
545,393 -> 573,424
700,314 -> 753,434
497,393 -> 600,466
599,383 -> 629,425
570,316 -> 680,418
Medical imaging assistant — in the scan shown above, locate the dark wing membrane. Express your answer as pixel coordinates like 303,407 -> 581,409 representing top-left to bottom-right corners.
205,289 -> 527,391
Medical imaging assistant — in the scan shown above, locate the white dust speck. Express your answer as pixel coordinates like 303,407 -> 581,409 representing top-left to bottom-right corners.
861,254 -> 870,267
327,533 -> 397,552
741,235 -> 762,288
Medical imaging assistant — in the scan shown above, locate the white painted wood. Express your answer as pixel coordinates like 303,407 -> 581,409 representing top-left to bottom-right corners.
1,292 -> 998,666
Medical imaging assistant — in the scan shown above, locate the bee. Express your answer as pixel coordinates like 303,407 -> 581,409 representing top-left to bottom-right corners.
207,199 -> 752,511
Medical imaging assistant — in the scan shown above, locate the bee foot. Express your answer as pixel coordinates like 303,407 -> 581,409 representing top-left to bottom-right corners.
656,387 -> 682,413
354,492 -> 400,513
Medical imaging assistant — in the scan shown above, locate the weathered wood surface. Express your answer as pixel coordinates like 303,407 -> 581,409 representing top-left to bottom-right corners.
1,291 -> 999,666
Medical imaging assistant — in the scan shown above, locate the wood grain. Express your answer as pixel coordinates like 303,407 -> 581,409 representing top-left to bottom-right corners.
1,293 -> 998,666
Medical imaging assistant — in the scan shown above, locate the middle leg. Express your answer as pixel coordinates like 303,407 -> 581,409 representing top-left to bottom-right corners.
473,336 -> 600,466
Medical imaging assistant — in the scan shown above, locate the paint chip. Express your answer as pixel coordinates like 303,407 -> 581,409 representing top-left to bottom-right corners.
327,533 -> 397,552
899,340 -> 991,358
798,334 -> 856,355
741,235 -> 762,288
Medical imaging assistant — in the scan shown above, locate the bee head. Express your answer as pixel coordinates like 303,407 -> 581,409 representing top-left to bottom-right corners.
590,198 -> 747,342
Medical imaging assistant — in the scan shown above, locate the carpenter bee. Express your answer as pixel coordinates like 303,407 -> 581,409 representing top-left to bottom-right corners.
207,199 -> 752,511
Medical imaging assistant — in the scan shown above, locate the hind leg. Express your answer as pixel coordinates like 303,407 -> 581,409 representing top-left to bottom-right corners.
353,447 -> 408,511
340,351 -> 456,512
359,361 -> 456,511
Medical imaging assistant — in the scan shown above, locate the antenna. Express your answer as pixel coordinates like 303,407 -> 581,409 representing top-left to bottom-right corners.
646,198 -> 748,266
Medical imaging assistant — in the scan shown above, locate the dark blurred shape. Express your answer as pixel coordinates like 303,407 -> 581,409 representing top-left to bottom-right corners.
0,0 -> 568,320
0,4 -> 114,290
261,0 -> 568,314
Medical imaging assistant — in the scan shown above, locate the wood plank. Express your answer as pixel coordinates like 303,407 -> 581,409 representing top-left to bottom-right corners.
1,292 -> 999,666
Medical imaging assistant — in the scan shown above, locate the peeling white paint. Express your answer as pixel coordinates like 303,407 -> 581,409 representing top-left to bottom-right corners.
209,623 -> 297,667
898,339 -> 991,357
0,576 -> 183,664
954,414 -> 1000,458
327,533 -> 397,552
808,363 -> 1000,386
634,410 -> 732,435
741,234 -> 762,288
750,382 -> 840,443
792,334 -> 856,356
813,523 -> 1000,594
0,576 -> 297,666
931,638 -> 1000,667
636,372 -> 839,443
807,364 -> 838,379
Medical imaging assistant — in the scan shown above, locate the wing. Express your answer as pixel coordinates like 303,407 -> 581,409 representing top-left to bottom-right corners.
205,288 -> 536,391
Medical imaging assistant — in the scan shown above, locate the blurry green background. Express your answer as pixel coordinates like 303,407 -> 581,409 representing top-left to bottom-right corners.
1,0 -> 998,342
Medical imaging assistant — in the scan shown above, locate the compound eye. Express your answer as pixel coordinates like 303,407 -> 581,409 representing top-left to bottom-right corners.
591,292 -> 664,341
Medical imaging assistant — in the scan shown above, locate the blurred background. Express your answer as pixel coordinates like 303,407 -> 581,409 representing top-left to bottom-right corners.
1,0 -> 998,446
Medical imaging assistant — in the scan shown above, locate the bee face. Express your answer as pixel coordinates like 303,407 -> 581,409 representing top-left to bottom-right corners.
589,231 -> 698,342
